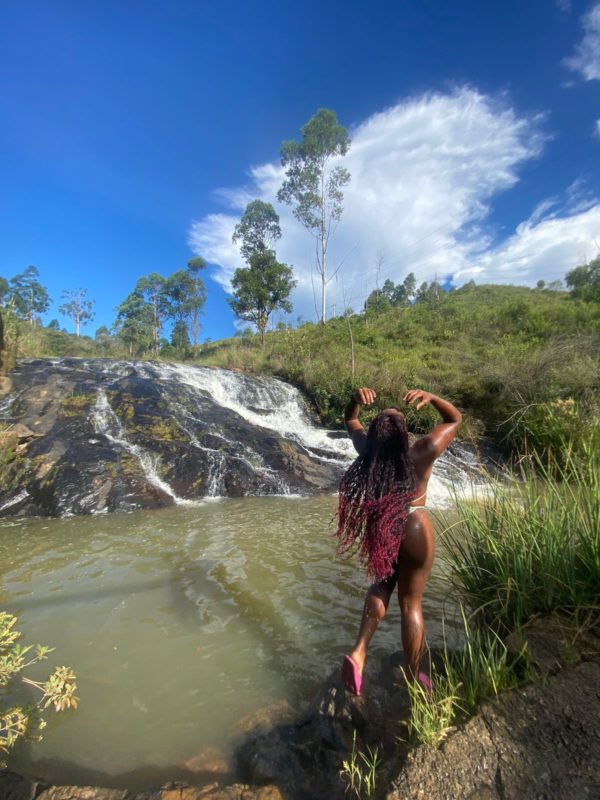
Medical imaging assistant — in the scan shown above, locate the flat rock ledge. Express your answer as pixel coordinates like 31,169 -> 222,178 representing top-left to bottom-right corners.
387,656 -> 600,800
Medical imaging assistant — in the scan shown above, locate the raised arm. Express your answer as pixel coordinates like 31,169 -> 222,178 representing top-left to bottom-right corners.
403,389 -> 462,460
344,387 -> 376,455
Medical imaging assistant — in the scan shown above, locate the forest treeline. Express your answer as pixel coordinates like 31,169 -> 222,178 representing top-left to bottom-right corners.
1,270 -> 598,457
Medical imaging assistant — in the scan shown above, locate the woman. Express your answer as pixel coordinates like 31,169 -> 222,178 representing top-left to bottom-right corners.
336,387 -> 462,696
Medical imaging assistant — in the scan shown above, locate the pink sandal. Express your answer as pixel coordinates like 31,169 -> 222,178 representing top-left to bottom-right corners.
342,655 -> 363,696
418,671 -> 432,692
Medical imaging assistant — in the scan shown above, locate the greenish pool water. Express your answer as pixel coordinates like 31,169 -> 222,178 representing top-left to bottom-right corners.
0,497 -> 459,787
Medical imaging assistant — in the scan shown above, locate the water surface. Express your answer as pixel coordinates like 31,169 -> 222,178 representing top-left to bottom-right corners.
0,497 -> 459,786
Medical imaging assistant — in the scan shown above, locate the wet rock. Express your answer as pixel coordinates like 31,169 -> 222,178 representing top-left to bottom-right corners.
37,788 -> 128,800
0,771 -> 40,800
183,748 -> 231,778
233,667 -> 401,800
0,359 -> 347,518
160,784 -> 283,800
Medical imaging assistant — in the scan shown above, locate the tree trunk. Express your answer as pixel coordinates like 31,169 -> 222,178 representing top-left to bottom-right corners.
192,311 -> 199,358
0,307 -> 4,372
320,171 -> 326,325
346,314 -> 355,379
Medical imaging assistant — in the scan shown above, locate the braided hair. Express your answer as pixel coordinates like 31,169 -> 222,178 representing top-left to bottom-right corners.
336,411 -> 418,580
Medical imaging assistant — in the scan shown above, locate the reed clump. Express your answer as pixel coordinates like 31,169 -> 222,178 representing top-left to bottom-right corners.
446,435 -> 600,634
405,432 -> 599,746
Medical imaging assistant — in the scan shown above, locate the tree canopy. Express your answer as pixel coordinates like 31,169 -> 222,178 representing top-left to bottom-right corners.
59,288 -> 95,336
566,256 -> 600,303
7,266 -> 50,325
228,250 -> 296,345
232,200 -> 281,263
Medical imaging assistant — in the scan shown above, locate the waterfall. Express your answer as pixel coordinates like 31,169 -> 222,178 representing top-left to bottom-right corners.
1,358 -> 491,516
91,389 -> 193,504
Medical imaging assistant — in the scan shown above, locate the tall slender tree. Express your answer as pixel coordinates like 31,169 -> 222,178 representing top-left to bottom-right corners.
185,258 -> 207,356
164,262 -> 206,357
278,108 -> 351,325
59,288 -> 95,336
135,273 -> 168,356
8,266 -> 50,325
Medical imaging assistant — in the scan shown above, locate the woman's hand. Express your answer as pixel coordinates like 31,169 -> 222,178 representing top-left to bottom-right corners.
403,389 -> 434,410
353,388 -> 377,406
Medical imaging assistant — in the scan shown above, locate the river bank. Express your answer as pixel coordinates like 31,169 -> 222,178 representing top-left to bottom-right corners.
2,616 -> 598,800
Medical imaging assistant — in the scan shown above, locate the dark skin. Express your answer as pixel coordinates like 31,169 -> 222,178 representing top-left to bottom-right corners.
344,387 -> 462,681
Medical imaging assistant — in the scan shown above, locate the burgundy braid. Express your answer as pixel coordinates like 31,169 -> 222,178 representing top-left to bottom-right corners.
336,411 -> 418,580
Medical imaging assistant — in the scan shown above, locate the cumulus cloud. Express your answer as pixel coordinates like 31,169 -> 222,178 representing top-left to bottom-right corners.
596,118 -> 600,137
189,87 -> 598,323
564,2 -> 600,81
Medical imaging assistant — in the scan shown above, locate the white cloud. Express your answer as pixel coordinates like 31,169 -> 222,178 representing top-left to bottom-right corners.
596,118 -> 600,137
564,2 -> 600,81
189,88 -> 599,323
459,204 -> 600,285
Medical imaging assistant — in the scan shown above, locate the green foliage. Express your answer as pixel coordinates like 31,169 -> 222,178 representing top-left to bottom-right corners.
228,250 -> 296,346
115,289 -> 155,356
505,397 -> 597,467
7,266 -> 50,325
164,264 -> 207,354
566,256 -> 600,303
0,612 -> 78,765
170,319 -> 191,351
232,200 -> 281,263
339,730 -> 381,799
445,436 -> 600,634
58,288 -> 95,336
402,669 -> 460,746
403,611 -> 521,746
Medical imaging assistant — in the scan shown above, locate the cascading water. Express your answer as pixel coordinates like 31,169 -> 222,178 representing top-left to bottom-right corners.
0,358 -> 488,517
91,389 -> 189,504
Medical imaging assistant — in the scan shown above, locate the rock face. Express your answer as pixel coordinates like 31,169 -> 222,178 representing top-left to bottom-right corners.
0,359 -> 350,518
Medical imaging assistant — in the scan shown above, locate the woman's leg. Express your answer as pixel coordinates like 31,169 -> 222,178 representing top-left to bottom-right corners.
348,571 -> 398,673
397,512 -> 435,680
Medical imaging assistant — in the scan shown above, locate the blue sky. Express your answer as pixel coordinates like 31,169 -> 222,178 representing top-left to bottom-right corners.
1,0 -> 599,340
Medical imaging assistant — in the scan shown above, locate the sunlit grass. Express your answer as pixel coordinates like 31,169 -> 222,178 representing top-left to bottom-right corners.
403,608 -> 523,746
445,438 -> 600,634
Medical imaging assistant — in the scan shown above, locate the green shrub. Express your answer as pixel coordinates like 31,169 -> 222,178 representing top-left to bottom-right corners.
0,612 -> 78,765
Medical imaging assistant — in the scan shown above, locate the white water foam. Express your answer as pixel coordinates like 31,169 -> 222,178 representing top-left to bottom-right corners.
91,389 -> 198,506
21,358 -> 490,508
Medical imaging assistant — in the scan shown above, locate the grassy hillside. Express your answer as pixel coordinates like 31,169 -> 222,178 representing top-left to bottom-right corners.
3,284 -> 599,454
200,284 -> 600,452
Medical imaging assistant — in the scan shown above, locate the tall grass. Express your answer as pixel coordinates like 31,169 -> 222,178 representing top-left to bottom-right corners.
445,437 -> 600,633
403,609 -> 521,746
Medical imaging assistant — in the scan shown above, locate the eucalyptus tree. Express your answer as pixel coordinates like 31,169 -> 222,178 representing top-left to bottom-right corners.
165,259 -> 207,356
278,108 -> 351,324
228,250 -> 296,346
232,200 -> 282,262
58,288 -> 95,336
135,273 -> 169,356
8,266 -> 50,325
114,291 -> 154,357
171,319 -> 191,351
